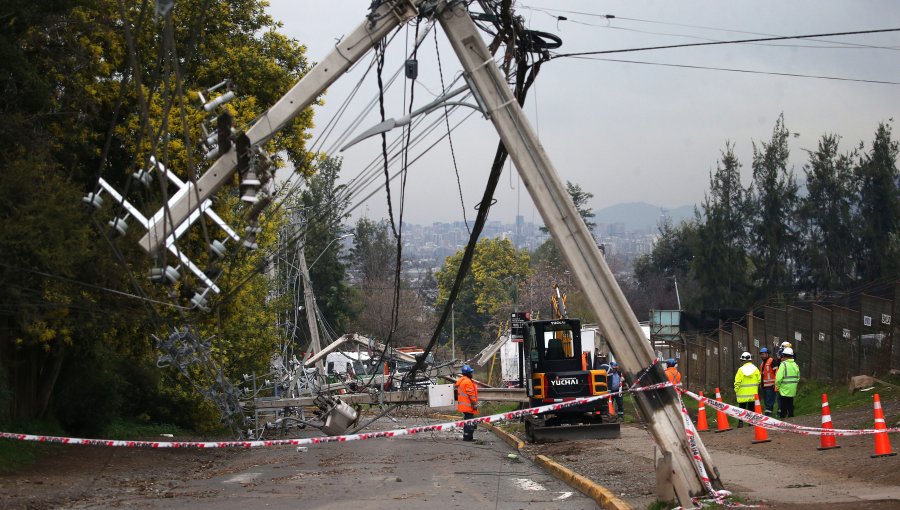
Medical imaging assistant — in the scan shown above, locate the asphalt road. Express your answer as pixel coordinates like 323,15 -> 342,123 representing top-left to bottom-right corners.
56,417 -> 596,509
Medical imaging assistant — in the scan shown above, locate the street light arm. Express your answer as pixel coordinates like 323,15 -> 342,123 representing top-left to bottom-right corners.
308,233 -> 355,272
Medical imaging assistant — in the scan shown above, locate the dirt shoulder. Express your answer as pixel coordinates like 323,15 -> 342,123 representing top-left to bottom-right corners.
518,394 -> 900,509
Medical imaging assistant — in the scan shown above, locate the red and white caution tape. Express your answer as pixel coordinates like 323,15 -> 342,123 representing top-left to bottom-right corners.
674,391 -> 761,510
682,389 -> 900,436
0,382 -> 673,449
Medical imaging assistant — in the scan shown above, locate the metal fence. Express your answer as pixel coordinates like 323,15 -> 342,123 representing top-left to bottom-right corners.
653,282 -> 900,400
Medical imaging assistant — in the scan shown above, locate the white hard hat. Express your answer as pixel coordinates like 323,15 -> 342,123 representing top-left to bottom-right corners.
740,351 -> 752,361
782,347 -> 794,356
781,341 -> 792,348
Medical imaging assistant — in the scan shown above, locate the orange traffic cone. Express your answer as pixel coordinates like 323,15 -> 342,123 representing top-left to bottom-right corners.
714,388 -> 732,433
872,394 -> 897,458
818,393 -> 840,451
752,394 -> 771,444
696,391 -> 709,432
608,396 -> 615,416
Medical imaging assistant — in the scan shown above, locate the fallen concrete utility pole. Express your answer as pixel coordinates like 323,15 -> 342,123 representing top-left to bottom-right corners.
436,2 -> 720,503
138,0 -> 421,254
297,238 -> 325,376
304,333 -> 419,368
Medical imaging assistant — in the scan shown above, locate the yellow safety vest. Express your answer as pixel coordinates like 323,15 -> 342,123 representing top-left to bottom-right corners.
775,359 -> 800,397
734,362 -> 761,403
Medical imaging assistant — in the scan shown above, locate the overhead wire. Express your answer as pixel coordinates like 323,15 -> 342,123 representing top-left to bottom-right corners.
563,55 -> 900,86
520,5 -> 900,51
550,27 -> 900,59
435,28 -> 471,234
406,1 -> 548,385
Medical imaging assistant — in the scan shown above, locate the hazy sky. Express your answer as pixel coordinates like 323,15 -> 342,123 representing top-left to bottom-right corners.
266,1 -> 900,226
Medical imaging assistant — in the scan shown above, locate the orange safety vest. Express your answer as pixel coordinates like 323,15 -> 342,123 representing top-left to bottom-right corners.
665,367 -> 682,385
760,357 -> 776,387
455,376 -> 479,415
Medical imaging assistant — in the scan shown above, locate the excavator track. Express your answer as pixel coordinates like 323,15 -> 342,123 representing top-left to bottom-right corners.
524,414 -> 621,442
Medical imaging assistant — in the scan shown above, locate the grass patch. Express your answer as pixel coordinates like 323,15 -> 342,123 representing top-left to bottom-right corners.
0,419 -> 65,473
793,380 -> 874,417
499,421 -> 524,434
646,501 -> 676,510
101,419 -> 182,439
479,401 -> 519,416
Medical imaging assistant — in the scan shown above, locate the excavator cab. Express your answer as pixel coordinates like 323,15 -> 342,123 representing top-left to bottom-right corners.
523,318 -> 621,442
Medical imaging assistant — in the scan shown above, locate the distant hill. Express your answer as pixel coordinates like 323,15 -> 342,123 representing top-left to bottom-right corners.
593,201 -> 694,233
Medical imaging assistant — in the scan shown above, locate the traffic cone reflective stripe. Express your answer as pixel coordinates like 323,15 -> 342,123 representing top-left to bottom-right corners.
714,388 -> 732,433
872,394 -> 896,458
818,393 -> 840,451
752,393 -> 771,444
696,391 -> 709,432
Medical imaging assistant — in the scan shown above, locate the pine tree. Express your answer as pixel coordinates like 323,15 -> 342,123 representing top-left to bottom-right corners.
748,114 -> 799,298
853,122 -> 900,282
692,142 -> 751,309
797,134 -> 855,293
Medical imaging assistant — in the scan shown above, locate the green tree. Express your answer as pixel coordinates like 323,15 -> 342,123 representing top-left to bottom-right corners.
633,218 -> 699,310
539,180 -> 596,236
0,0 -> 315,431
435,238 -> 531,356
346,217 -> 434,344
692,142 -> 751,309
298,156 -> 352,339
350,218 -> 395,282
797,134 -> 856,293
747,114 -> 799,298
852,121 -> 900,282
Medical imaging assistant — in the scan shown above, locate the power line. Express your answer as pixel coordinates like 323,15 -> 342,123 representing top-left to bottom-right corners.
520,5 -> 900,51
550,28 -> 900,59
563,55 -> 900,86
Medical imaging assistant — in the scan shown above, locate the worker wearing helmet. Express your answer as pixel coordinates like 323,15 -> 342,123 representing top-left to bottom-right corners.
664,358 -> 682,386
758,347 -> 776,416
734,352 -> 761,427
774,341 -> 792,367
455,365 -> 479,441
607,362 -> 625,419
775,347 -> 800,419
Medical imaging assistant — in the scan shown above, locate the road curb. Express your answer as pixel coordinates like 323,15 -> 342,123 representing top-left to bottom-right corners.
482,421 -> 525,450
535,454 -> 632,510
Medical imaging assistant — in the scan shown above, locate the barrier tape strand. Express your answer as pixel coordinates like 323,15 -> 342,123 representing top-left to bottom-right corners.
682,389 -> 900,436
0,382 -> 672,449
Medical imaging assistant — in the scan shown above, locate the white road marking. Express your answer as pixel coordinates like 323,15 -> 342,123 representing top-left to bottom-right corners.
512,478 -> 547,491
223,472 -> 262,484
554,491 -> 574,500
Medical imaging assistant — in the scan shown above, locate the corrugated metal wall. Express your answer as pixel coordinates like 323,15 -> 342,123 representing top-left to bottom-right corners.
665,283 -> 899,399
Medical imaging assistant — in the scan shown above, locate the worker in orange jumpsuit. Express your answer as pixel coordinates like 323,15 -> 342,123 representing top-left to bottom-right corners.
455,364 -> 479,441
665,358 -> 682,386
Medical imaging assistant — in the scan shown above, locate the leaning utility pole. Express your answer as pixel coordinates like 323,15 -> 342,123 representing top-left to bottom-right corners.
297,233 -> 325,377
436,2 -> 719,503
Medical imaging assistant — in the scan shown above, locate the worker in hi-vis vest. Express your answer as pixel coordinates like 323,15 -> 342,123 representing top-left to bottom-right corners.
664,358 -> 681,386
455,364 -> 479,441
734,351 -> 761,428
758,347 -> 776,416
775,347 -> 800,419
